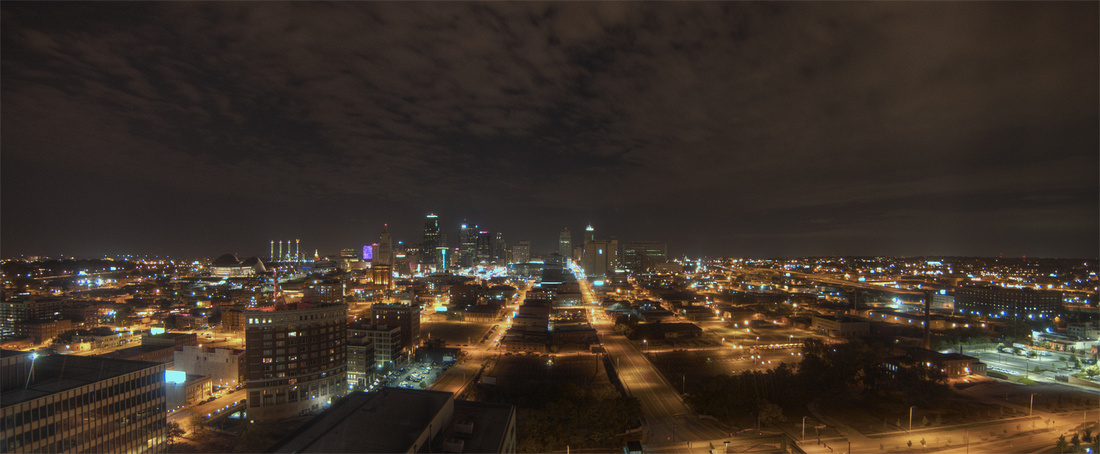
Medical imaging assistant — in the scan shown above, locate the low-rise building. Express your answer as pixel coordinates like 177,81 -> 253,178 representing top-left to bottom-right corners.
173,346 -> 244,390
15,319 -> 71,344
165,372 -> 212,410
811,314 -> 870,338
886,347 -> 986,378
347,337 -> 375,388
1068,323 -> 1100,340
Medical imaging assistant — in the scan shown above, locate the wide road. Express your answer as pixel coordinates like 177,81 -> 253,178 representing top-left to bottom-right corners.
169,387 -> 247,434
430,282 -> 530,395
581,279 -> 727,446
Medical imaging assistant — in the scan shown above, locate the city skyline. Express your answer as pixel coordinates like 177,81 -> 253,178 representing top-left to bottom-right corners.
2,2 -> 1097,259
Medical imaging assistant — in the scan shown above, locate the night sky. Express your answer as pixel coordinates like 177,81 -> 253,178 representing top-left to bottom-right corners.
2,2 -> 1097,260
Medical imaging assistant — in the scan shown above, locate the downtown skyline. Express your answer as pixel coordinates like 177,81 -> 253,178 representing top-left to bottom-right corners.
2,2 -> 1097,259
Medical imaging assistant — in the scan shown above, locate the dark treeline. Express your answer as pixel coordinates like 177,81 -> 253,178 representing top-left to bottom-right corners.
687,339 -> 950,422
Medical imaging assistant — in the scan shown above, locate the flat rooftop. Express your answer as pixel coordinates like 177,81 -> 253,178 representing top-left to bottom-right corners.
1,350 -> 162,407
270,388 -> 452,453
269,387 -> 514,454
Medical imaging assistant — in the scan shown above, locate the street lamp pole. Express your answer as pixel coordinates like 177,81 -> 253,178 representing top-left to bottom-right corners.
802,416 -> 808,442
909,406 -> 916,432
1030,393 -> 1036,416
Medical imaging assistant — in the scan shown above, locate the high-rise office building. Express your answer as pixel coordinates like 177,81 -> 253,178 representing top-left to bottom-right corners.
244,303 -> 348,421
585,224 -> 595,243
376,224 -> 393,266
621,242 -> 668,272
421,214 -> 442,270
459,222 -> 477,267
493,232 -> 506,261
368,304 -> 421,355
476,231 -> 492,264
511,241 -> 531,264
558,229 -> 571,262
1,350 -> 168,454
582,240 -> 610,278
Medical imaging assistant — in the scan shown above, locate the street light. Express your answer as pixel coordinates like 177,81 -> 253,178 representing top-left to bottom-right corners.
802,416 -> 808,442
909,406 -> 917,432
1030,393 -> 1036,416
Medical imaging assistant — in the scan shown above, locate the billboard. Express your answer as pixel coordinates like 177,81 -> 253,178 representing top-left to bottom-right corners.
363,244 -> 373,261
165,370 -> 186,384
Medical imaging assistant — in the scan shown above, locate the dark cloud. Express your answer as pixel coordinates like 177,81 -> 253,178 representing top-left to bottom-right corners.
2,2 -> 1097,258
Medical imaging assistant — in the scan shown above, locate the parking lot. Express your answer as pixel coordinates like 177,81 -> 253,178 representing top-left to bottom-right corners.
422,319 -> 494,347
377,361 -> 454,390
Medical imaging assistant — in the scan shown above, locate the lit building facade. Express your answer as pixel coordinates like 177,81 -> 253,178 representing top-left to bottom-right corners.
368,303 -> 421,355
955,286 -> 1062,319
244,303 -> 348,421
422,214 -> 442,271
346,337 -> 375,388
621,241 -> 668,272
173,346 -> 244,390
558,229 -> 571,264
511,241 -> 531,264
348,323 -> 403,367
1,350 -> 167,454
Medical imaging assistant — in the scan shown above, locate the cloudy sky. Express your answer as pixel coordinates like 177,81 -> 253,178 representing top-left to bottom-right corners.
2,2 -> 1097,259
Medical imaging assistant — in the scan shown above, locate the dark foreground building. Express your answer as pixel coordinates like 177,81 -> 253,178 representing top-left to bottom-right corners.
268,387 -> 516,453
1,350 -> 168,454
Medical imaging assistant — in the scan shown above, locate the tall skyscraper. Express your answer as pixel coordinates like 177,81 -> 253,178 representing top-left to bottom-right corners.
376,224 -> 393,266
459,222 -> 477,267
585,224 -> 596,243
493,232 -> 506,260
512,240 -> 531,263
422,214 -> 442,270
476,230 -> 492,263
373,224 -> 394,289
621,241 -> 668,272
558,228 -> 572,258
244,303 -> 348,421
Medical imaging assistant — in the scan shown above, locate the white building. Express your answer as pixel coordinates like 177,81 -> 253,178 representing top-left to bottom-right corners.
1068,322 -> 1100,340
173,346 -> 244,390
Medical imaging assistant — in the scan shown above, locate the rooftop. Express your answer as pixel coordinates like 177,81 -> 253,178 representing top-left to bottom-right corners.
1,350 -> 163,407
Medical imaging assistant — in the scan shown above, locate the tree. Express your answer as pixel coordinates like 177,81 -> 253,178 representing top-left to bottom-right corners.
166,422 -> 185,444
756,400 -> 786,427
188,414 -> 207,434
1057,435 -> 1069,453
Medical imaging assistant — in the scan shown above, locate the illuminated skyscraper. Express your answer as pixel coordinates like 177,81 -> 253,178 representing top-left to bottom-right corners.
558,229 -> 571,264
376,224 -> 393,266
585,224 -> 595,243
512,240 -> 531,263
476,231 -> 492,263
422,214 -> 442,270
373,224 -> 393,289
493,232 -> 506,260
459,222 -> 476,267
